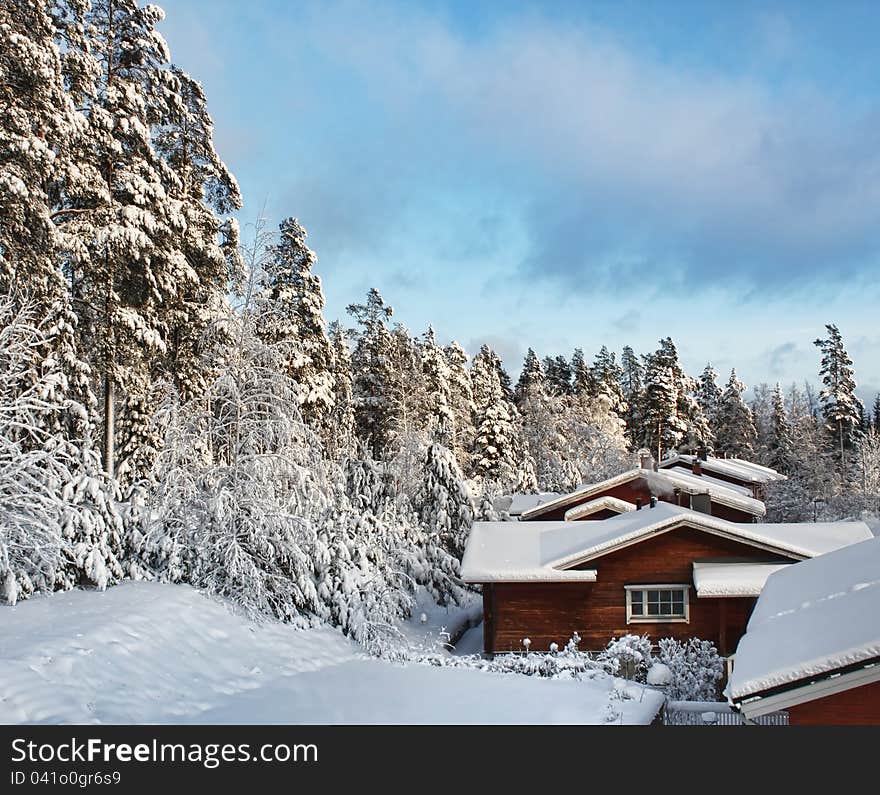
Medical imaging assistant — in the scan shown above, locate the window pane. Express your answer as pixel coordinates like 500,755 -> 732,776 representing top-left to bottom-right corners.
648,590 -> 660,602
660,603 -> 671,615
660,591 -> 672,603
631,602 -> 644,616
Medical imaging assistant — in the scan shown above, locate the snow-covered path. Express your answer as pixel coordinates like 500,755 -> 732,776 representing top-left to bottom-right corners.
0,583 -> 662,725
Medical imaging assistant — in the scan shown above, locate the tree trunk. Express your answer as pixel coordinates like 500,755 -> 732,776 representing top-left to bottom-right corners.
103,375 -> 115,478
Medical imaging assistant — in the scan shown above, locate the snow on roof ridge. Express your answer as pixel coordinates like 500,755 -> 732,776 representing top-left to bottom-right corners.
661,454 -> 785,482
520,466 -> 765,520
564,496 -> 636,521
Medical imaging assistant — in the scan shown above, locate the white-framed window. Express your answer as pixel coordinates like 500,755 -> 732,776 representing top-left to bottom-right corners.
625,584 -> 690,624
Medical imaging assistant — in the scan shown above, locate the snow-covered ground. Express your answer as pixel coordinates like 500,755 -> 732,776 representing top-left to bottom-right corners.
0,583 -> 663,725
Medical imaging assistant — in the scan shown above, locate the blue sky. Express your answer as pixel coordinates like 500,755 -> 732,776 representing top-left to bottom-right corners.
158,0 -> 880,401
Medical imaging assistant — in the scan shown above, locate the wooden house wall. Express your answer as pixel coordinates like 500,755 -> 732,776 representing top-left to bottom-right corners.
482,523 -> 791,654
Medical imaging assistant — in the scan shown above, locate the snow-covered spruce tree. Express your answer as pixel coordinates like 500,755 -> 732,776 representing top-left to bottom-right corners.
518,365 -> 576,492
470,345 -> 535,491
695,364 -> 722,453
571,348 -> 591,396
414,443 -> 474,561
0,300 -> 124,603
873,395 -> 880,435
765,383 -> 833,521
543,354 -> 573,396
325,320 -> 356,459
254,217 -> 334,435
347,288 -> 396,459
641,339 -> 686,460
767,382 -> 794,473
750,383 -> 774,463
0,0 -> 95,438
444,341 -> 475,471
814,324 -> 861,465
619,345 -> 644,446
514,348 -> 545,405
714,369 -> 757,458
420,327 -> 454,445
588,346 -> 627,419
153,65 -> 243,405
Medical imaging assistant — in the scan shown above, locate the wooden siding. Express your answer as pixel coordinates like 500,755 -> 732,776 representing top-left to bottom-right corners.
522,476 -> 756,523
786,680 -> 880,725
483,522 -> 791,654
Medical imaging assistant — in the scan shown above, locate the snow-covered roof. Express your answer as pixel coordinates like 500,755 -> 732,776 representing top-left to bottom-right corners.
654,468 -> 766,516
729,536 -> 880,701
692,562 -> 790,598
462,502 -> 872,583
564,496 -> 636,521
519,467 -> 766,520
460,521 -> 598,582
664,465 -> 754,497
506,492 -> 562,516
660,454 -> 786,484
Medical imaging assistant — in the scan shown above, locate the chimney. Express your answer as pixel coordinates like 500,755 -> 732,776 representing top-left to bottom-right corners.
649,495 -> 657,508
692,459 -> 703,477
636,498 -> 643,511
638,449 -> 654,470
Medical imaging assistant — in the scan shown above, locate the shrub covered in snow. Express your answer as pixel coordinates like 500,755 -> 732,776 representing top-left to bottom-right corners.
0,301 -> 125,604
598,634 -> 654,681
656,637 -> 725,701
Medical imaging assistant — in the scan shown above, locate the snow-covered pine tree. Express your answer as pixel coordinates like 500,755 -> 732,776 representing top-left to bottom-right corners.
543,355 -> 573,396
619,345 -> 643,446
254,217 -> 334,435
55,0 -> 185,481
715,369 -> 758,458
641,339 -> 686,460
873,395 -> 880,435
153,65 -> 243,405
420,327 -> 455,445
444,341 -> 475,470
0,0 -> 95,438
814,324 -> 861,464
347,288 -> 395,459
326,320 -> 355,459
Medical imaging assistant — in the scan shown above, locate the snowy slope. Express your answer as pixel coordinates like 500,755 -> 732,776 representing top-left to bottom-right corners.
0,583 -> 662,725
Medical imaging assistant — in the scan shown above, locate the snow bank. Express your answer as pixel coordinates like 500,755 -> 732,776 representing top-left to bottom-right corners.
0,582 -> 661,725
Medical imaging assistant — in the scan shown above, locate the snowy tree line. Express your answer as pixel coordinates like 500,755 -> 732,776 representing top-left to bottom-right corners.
2,1 -> 878,643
